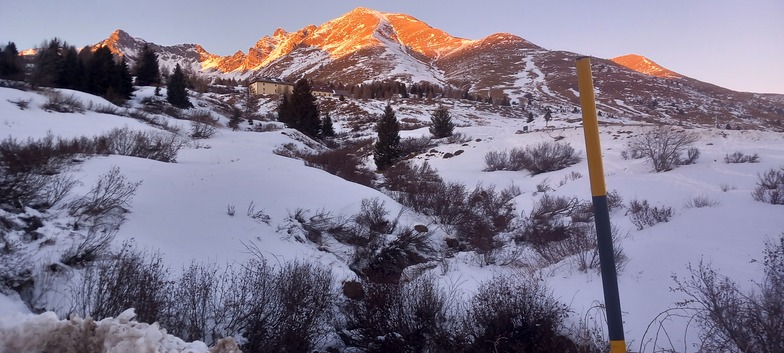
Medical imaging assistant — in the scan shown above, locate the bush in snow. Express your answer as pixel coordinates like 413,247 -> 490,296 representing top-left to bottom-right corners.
67,166 -> 141,232
626,199 -> 674,230
340,275 -> 462,352
624,126 -> 700,172
40,90 -> 85,113
672,235 -> 784,353
464,275 -> 575,352
352,227 -> 435,284
302,139 -> 376,187
483,141 -> 581,175
751,167 -> 784,205
69,242 -> 169,325
724,151 -> 760,164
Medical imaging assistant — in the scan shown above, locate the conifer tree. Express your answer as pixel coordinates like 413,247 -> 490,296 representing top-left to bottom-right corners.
277,93 -> 293,126
429,105 -> 454,138
167,64 -> 191,109
133,44 -> 160,86
109,57 -> 134,103
29,39 -> 65,88
290,78 -> 321,137
320,111 -> 335,138
373,104 -> 401,170
0,42 -> 23,81
84,46 -> 115,96
57,45 -> 83,90
527,112 -> 534,124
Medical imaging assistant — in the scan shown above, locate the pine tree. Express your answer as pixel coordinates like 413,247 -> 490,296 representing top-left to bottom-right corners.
277,93 -> 293,125
133,44 -> 160,86
0,42 -> 23,81
281,79 -> 320,138
527,112 -> 534,124
373,105 -> 401,170
108,57 -> 133,103
29,38 -> 65,88
84,46 -> 115,96
429,105 -> 454,138
167,64 -> 191,109
320,111 -> 335,138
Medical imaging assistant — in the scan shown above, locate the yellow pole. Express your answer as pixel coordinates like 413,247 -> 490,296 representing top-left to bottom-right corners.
576,56 -> 627,353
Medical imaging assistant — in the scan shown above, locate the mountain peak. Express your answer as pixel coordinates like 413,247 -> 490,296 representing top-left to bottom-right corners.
612,54 -> 681,79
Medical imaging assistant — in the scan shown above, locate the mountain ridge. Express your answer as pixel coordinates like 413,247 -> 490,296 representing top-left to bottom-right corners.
87,8 -> 784,129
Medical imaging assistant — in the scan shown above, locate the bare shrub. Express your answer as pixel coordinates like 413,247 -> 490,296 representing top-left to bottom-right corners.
0,135 -> 73,210
70,242 -> 170,325
483,150 -> 509,171
679,146 -> 700,165
464,275 -> 574,352
89,103 -> 122,116
60,228 -> 116,268
571,225 -> 628,273
751,167 -> 784,205
104,127 -> 185,162
41,91 -> 85,113
8,98 -> 31,110
353,227 -> 434,283
241,260 -> 335,353
340,276 -> 462,352
226,204 -> 235,217
684,195 -> 721,208
517,194 -> 589,247
159,261 -> 219,343
353,198 -> 393,234
720,183 -> 737,192
67,166 -> 141,231
525,141 -> 582,175
606,189 -> 624,212
445,132 -> 472,144
245,201 -> 270,224
302,139 -> 375,187
672,235 -> 784,353
625,126 -> 700,172
724,151 -> 760,164
626,199 -> 674,230
484,142 -> 581,174
398,136 -> 436,157
455,184 -> 520,259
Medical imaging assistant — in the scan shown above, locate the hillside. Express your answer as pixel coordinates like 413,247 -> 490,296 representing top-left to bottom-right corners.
0,83 -> 782,352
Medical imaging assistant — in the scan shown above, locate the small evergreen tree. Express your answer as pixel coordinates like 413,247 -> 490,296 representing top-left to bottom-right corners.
320,111 -> 335,138
84,46 -> 115,96
134,44 -> 160,86
374,105 -> 401,170
167,64 -> 191,109
544,109 -> 552,127
527,112 -> 534,124
429,105 -> 454,138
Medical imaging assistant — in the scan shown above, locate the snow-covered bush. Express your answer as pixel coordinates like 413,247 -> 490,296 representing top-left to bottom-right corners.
626,199 -> 674,230
625,126 -> 700,172
302,139 -> 376,187
41,90 -> 85,113
751,167 -> 784,205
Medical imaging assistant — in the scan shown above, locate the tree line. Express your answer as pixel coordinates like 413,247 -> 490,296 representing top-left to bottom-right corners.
0,40 -> 190,108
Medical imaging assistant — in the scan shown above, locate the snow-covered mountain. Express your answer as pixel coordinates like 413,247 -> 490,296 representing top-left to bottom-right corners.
94,8 -> 783,130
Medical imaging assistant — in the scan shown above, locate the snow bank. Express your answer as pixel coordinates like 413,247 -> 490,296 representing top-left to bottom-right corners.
0,309 -> 241,353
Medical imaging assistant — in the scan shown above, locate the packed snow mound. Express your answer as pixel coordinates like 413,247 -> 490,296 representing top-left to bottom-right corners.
0,309 -> 242,353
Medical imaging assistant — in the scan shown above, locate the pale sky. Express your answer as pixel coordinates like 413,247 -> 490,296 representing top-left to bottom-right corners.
2,0 -> 782,94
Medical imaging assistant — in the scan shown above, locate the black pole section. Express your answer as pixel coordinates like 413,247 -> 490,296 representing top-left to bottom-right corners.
575,56 -> 627,353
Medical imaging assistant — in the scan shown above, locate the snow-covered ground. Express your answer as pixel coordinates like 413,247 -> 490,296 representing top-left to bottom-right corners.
1,86 -> 782,352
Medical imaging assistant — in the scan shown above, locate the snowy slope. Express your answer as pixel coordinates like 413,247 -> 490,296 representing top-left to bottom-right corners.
1,86 -> 783,352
